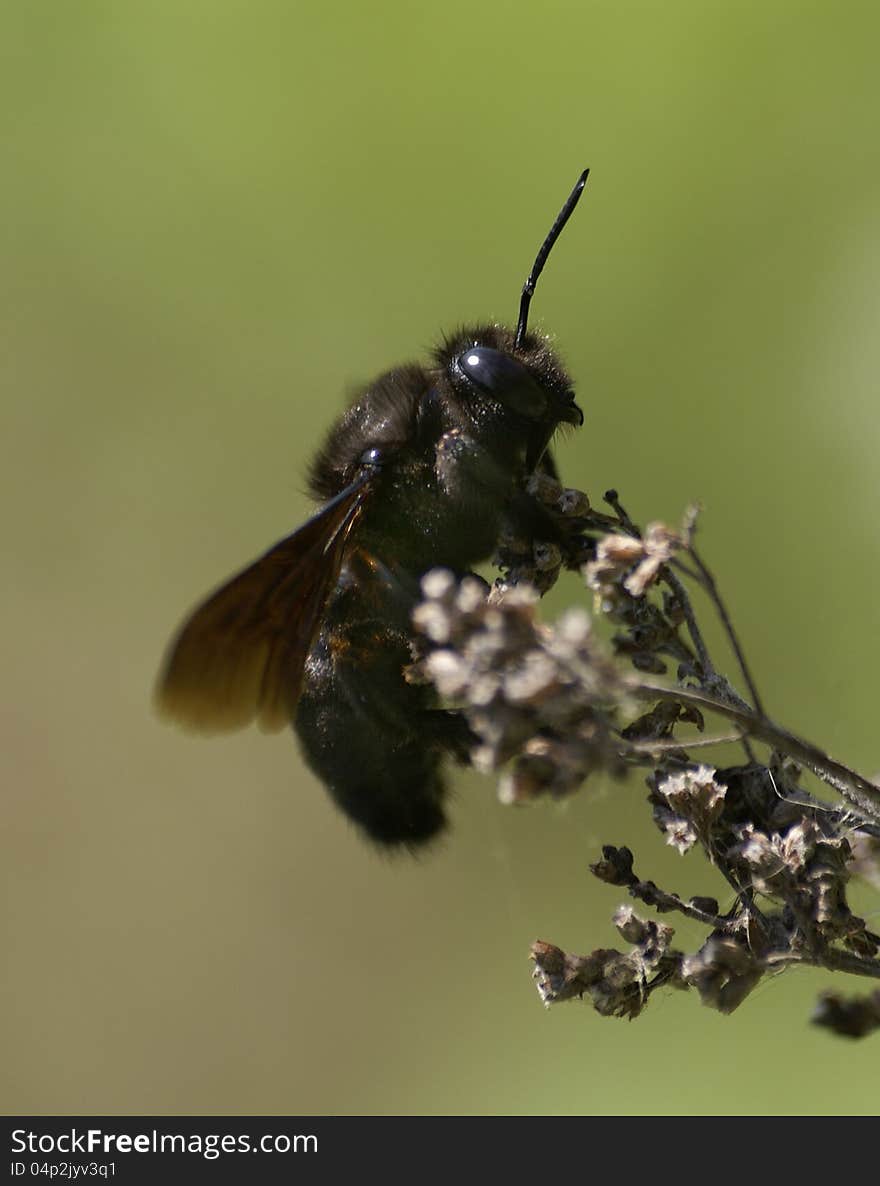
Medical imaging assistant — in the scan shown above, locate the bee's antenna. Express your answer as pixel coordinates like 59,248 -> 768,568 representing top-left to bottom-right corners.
514,168 -> 590,348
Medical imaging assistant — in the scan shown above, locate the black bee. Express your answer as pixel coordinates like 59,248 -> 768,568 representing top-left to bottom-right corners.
156,170 -> 589,848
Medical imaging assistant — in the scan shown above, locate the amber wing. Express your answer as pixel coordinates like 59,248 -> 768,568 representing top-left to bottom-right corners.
155,478 -> 371,735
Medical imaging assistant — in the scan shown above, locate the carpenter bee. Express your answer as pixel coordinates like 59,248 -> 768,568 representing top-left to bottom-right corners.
156,169 -> 589,847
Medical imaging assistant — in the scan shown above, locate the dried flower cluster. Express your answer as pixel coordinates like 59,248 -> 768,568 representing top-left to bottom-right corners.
414,479 -> 880,1037
413,571 -> 626,802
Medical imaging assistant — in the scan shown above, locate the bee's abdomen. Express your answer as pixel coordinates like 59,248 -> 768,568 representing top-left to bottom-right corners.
293,582 -> 450,848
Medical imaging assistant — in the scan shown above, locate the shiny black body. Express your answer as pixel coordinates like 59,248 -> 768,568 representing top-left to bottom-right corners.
157,170 -> 589,849
296,325 -> 581,844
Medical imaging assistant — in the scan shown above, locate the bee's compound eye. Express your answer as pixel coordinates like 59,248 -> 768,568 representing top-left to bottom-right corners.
455,347 -> 516,393
455,347 -> 545,419
360,446 -> 383,467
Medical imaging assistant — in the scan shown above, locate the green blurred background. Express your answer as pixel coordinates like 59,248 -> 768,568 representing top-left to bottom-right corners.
3,1 -> 879,1114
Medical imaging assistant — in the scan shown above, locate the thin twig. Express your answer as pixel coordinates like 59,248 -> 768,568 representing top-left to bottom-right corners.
623,731 -> 745,753
660,561 -> 757,763
626,881 -> 730,929
634,681 -> 880,826
667,556 -> 703,583
663,567 -> 715,681
767,949 -> 880,982
686,542 -> 767,718
602,488 -> 638,533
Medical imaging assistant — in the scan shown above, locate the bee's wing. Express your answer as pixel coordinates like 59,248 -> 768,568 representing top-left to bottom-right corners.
155,476 -> 372,735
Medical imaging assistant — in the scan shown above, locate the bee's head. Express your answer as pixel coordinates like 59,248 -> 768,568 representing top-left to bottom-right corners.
436,323 -> 582,468
433,170 -> 589,470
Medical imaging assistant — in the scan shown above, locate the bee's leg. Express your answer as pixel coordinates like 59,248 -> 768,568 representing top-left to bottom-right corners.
420,709 -> 476,764
537,448 -> 560,482
503,487 -> 564,543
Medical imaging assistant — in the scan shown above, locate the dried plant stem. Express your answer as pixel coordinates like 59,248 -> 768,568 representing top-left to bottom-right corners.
770,949 -> 880,981
663,567 -> 715,680
685,543 -> 767,718
624,731 -> 745,753
635,681 -> 880,826
661,564 -> 757,766
419,480 -> 880,1035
